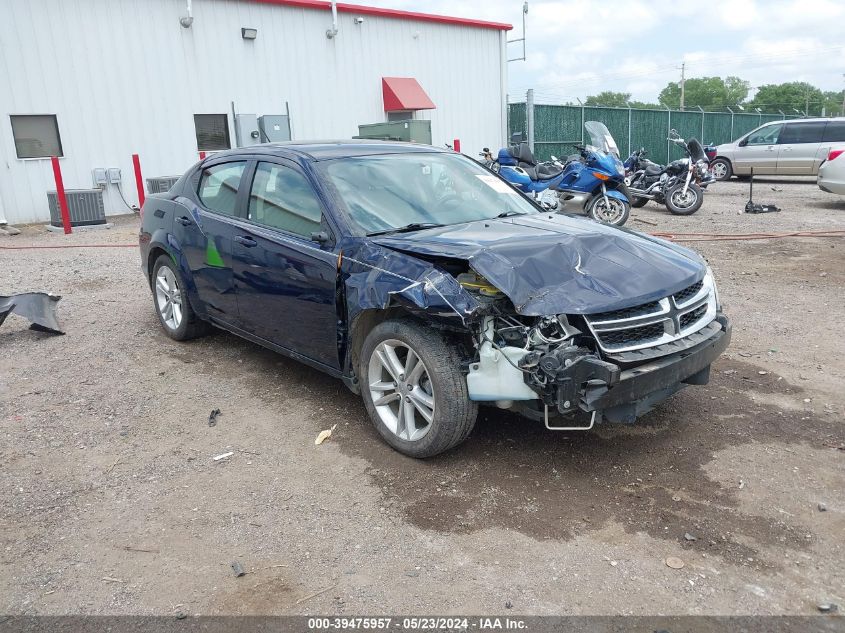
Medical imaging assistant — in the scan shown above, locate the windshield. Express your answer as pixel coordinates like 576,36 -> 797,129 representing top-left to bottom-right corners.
687,138 -> 707,162
321,152 -> 539,236
584,121 -> 619,157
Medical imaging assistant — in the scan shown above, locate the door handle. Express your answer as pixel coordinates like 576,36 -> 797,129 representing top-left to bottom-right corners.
234,235 -> 257,247
782,146 -> 792,152
176,216 -> 192,226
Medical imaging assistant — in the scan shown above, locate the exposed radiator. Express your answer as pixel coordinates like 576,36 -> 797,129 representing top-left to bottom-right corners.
146,176 -> 181,194
47,189 -> 106,227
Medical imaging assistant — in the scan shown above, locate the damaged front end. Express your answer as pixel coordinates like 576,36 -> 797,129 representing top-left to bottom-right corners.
345,213 -> 730,430
458,268 -> 731,428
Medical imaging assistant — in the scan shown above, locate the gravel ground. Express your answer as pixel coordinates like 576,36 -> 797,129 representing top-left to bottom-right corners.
1,177 -> 843,615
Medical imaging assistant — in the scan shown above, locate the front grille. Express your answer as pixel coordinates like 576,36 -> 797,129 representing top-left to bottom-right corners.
674,280 -> 704,305
597,322 -> 664,347
589,301 -> 661,322
680,304 -> 707,329
583,274 -> 716,355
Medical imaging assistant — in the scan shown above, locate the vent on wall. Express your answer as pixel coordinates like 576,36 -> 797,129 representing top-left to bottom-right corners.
47,189 -> 106,227
146,176 -> 181,194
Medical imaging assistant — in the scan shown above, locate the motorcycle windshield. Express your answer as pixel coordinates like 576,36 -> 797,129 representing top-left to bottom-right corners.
687,138 -> 707,162
585,121 -> 620,158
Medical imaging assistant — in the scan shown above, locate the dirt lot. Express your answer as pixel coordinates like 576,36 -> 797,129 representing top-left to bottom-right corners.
1,177 -> 844,616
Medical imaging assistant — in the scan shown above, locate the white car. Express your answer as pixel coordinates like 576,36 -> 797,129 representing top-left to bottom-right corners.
818,147 -> 845,195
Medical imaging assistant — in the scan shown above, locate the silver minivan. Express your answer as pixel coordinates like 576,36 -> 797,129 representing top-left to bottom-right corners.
710,117 -> 845,180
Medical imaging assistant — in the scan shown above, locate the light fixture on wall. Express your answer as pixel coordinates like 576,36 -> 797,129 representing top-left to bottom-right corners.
241,27 -> 258,40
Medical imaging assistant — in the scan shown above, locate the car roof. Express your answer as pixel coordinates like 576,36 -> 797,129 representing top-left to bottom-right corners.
758,117 -> 844,125
208,140 -> 450,162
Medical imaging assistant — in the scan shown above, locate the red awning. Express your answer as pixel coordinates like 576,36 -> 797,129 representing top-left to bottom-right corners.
382,77 -> 436,112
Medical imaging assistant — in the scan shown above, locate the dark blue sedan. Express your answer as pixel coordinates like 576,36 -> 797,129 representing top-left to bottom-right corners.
139,141 -> 730,457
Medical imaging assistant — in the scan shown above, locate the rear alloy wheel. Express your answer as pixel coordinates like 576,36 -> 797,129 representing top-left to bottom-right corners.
151,254 -> 211,341
709,158 -> 732,181
586,194 -> 630,226
360,320 -> 477,458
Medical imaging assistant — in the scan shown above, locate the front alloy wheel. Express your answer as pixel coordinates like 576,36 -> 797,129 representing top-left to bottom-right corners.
359,320 -> 477,458
587,194 -> 630,226
368,340 -> 435,442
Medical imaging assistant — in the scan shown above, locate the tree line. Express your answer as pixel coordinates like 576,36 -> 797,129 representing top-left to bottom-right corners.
580,77 -> 845,117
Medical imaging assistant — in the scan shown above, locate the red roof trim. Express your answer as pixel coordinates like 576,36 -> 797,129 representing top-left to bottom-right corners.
249,0 -> 513,31
382,77 -> 436,111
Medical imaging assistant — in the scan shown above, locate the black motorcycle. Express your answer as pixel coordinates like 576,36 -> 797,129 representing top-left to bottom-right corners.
623,131 -> 712,215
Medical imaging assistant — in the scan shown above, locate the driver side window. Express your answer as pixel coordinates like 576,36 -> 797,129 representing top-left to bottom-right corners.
746,124 -> 782,146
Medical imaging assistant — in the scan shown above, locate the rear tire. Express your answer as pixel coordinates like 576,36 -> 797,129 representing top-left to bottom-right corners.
709,158 -> 732,181
665,182 -> 704,215
151,254 -> 211,341
359,319 -> 477,458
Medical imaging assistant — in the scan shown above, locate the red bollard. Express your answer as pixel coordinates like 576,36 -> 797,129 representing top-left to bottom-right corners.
453,139 -> 461,153
50,156 -> 72,234
132,154 -> 145,209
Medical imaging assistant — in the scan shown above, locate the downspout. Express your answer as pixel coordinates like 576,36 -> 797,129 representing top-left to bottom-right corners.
500,31 -> 508,147
180,0 -> 194,28
326,1 -> 339,38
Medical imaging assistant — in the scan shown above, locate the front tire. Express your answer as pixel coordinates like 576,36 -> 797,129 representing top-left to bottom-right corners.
586,193 -> 630,226
151,254 -> 211,341
665,182 -> 704,215
709,158 -> 732,181
359,320 -> 477,458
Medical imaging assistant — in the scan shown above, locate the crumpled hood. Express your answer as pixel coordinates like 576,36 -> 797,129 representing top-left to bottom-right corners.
372,213 -> 705,316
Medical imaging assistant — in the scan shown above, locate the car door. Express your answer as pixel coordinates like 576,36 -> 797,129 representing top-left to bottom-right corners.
232,159 -> 340,369
172,159 -> 248,322
734,123 -> 783,175
777,121 -> 826,175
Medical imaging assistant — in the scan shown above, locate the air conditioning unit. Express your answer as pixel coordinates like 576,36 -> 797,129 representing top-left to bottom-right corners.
47,189 -> 106,227
146,176 -> 181,194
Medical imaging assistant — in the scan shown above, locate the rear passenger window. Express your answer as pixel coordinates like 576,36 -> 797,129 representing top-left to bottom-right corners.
779,122 -> 825,144
198,162 -> 247,215
822,121 -> 845,143
248,162 -> 323,238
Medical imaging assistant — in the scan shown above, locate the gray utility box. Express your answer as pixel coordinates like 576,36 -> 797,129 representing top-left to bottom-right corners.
47,189 -> 106,227
356,120 -> 432,145
259,115 -> 291,142
234,113 -> 261,147
146,176 -> 181,194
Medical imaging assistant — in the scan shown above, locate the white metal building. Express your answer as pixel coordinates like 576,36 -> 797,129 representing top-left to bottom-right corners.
0,0 -> 511,225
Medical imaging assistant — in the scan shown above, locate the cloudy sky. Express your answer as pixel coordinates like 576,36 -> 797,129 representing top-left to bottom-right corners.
363,0 -> 845,104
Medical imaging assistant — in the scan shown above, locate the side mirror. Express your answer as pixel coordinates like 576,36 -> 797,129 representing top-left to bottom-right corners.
310,230 -> 331,245
738,139 -> 747,147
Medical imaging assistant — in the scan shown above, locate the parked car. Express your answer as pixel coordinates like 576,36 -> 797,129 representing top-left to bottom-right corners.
818,147 -> 845,195
710,117 -> 845,181
139,141 -> 730,458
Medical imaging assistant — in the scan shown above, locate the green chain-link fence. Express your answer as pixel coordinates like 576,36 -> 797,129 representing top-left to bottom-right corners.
508,102 -> 799,163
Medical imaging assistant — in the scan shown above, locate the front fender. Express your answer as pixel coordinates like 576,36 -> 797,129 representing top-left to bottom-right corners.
603,188 -> 629,203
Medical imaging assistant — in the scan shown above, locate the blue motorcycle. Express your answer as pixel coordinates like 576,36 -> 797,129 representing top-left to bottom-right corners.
493,121 -> 630,226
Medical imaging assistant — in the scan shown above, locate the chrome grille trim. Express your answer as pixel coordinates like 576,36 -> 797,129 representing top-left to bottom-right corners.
583,273 -> 717,354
